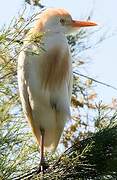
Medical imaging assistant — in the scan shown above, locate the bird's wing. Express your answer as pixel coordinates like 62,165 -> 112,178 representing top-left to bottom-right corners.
17,51 -> 33,125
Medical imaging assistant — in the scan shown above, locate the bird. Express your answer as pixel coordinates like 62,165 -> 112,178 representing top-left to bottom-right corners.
17,8 -> 97,172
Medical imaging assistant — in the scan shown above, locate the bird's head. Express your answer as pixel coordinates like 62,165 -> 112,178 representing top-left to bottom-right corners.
35,8 -> 97,34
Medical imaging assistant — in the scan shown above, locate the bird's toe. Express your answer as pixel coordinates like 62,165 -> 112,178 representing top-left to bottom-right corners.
37,159 -> 49,173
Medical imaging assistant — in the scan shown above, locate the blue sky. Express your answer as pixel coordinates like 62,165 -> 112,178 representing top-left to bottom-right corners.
0,0 -> 117,103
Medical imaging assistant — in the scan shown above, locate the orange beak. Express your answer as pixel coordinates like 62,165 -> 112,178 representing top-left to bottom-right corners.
71,20 -> 97,27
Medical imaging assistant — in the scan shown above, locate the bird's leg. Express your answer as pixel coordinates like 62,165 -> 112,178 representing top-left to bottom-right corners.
39,128 -> 49,173
40,129 -> 45,173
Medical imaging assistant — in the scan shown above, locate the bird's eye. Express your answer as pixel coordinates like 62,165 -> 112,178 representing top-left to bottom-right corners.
60,18 -> 65,25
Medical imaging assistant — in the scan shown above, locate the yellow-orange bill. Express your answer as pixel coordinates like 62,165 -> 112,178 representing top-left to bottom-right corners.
72,20 -> 97,27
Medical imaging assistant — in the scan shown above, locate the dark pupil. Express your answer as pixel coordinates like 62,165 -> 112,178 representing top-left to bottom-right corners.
60,19 -> 65,24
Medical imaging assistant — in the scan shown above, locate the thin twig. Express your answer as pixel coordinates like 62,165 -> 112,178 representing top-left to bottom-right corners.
73,71 -> 117,91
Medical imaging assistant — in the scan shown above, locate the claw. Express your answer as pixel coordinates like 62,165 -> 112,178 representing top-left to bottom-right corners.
37,159 -> 49,173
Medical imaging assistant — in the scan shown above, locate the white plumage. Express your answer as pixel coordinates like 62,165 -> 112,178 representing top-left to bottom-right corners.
17,8 -> 97,171
18,33 -> 72,151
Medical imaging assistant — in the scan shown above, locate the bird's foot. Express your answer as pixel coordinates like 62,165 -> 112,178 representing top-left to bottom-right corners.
37,159 -> 49,174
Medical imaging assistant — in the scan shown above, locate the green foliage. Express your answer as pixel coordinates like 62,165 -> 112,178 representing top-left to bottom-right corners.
25,0 -> 44,8
0,9 -> 41,179
22,121 -> 117,179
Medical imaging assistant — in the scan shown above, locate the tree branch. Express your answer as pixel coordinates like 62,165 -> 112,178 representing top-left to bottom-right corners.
13,121 -> 117,180
73,71 -> 117,91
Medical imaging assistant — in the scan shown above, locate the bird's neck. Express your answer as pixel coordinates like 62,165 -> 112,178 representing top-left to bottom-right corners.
43,31 -> 68,52
24,22 -> 68,53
